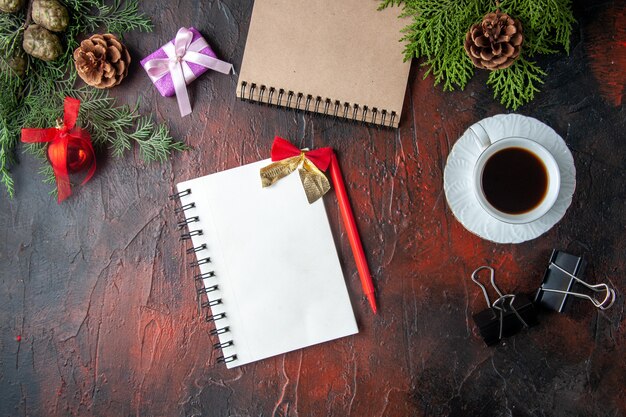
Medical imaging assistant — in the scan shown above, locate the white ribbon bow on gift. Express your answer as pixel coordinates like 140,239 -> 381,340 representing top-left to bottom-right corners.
144,27 -> 234,117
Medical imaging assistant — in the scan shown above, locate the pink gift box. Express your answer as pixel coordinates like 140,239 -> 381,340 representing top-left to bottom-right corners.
140,27 -> 217,97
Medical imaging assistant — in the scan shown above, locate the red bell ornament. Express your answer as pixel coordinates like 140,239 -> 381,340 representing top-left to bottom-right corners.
46,126 -> 94,174
21,97 -> 96,203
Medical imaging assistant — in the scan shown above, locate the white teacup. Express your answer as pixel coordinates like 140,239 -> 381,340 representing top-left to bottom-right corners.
470,123 -> 561,224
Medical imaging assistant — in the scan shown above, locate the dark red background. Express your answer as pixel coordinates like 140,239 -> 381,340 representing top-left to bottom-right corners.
1,1 -> 624,416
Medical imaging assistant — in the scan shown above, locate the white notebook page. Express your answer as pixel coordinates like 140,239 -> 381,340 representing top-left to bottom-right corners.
177,159 -> 358,368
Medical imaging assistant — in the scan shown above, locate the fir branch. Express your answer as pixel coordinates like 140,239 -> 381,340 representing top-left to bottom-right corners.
0,12 -> 25,55
380,0 -> 488,90
420,38 -> 475,91
0,76 -> 22,197
133,118 -> 188,163
500,0 -> 575,56
23,142 -> 47,158
0,143 -> 16,198
487,58 -> 546,110
380,0 -> 574,108
378,0 -> 404,9
0,161 -> 15,198
38,163 -> 57,196
65,0 -> 152,35
72,89 -> 185,161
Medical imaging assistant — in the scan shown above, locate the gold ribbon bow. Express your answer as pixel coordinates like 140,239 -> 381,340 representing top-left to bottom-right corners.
260,137 -> 334,203
261,151 -> 330,203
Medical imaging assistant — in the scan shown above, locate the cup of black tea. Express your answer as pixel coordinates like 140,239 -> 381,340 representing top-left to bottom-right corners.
470,123 -> 560,224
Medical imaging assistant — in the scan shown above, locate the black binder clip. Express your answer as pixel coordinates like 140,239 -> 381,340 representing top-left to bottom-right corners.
471,266 -> 538,346
534,250 -> 616,312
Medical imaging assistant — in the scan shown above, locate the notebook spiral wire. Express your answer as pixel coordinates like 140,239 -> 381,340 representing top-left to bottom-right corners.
238,81 -> 397,128
170,188 -> 237,365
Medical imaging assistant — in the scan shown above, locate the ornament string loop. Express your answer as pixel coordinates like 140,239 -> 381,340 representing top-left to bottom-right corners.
21,97 -> 96,203
260,137 -> 333,204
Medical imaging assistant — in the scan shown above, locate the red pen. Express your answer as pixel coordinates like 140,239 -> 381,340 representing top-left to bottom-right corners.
328,152 -> 377,314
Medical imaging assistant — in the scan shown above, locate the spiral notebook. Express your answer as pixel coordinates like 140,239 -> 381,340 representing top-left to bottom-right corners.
237,0 -> 411,128
172,159 -> 358,368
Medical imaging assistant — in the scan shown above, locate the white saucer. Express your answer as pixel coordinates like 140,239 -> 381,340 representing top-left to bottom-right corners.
443,114 -> 576,244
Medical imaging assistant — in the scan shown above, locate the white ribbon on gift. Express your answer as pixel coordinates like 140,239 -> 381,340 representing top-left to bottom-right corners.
144,27 -> 234,117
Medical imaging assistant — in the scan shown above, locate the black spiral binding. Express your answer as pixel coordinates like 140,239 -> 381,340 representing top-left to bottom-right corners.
238,81 -> 398,128
177,216 -> 199,229
214,340 -> 233,349
206,312 -> 226,322
189,257 -> 211,267
180,230 -> 202,241
216,354 -> 237,364
170,188 -> 237,366
195,271 -> 215,281
186,244 -> 206,254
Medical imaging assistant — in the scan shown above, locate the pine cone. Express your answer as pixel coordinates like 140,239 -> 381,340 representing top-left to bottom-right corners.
0,0 -> 24,13
32,0 -> 69,33
464,11 -> 523,70
23,24 -> 62,62
73,34 -> 131,89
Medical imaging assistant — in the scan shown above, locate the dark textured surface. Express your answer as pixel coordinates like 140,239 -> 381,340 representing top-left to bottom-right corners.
1,1 -> 625,416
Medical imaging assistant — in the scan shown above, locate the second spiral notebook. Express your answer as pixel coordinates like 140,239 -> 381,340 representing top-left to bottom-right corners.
175,159 -> 358,368
237,0 -> 411,128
